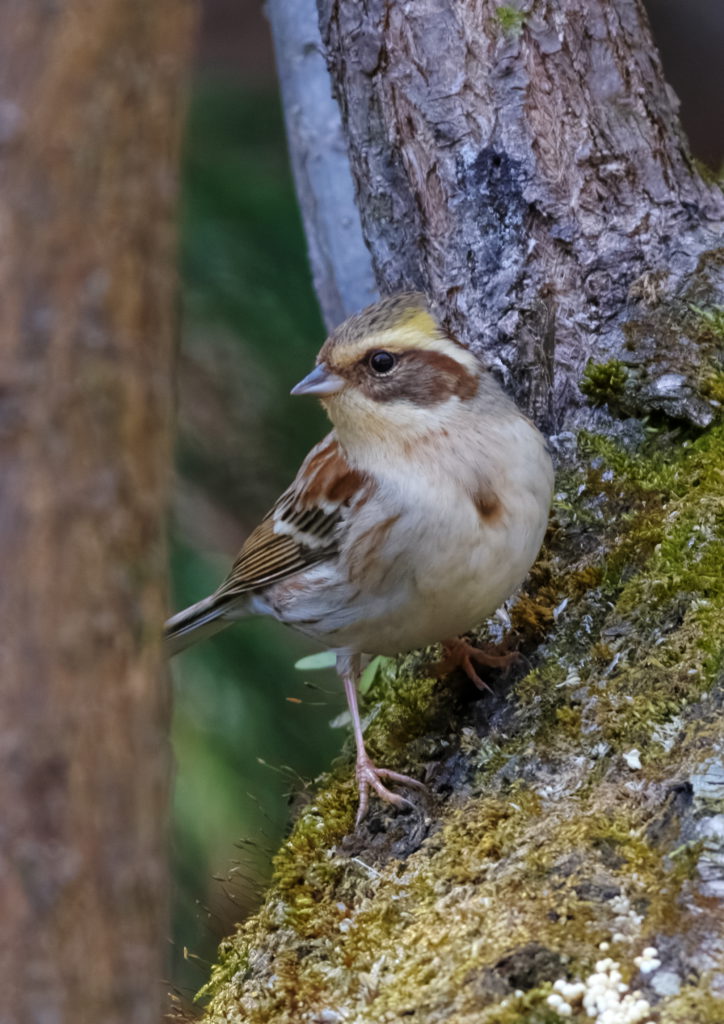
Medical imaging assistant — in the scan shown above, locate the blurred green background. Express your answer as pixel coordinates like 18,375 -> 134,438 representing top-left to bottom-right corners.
170,0 -> 724,1001
170,80 -> 347,997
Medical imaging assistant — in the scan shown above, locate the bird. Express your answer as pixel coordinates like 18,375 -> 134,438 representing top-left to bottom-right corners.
166,292 -> 554,825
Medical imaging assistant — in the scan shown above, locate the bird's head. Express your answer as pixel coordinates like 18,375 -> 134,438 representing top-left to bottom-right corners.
291,293 -> 484,454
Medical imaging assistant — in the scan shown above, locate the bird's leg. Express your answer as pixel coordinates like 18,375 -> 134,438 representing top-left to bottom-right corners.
435,637 -> 522,693
337,654 -> 427,826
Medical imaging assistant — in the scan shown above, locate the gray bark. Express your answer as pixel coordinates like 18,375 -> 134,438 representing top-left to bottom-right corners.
316,0 -> 724,428
266,0 -> 377,329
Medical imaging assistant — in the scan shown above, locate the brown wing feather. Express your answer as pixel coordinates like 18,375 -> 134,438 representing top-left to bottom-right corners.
214,433 -> 369,600
215,517 -> 335,596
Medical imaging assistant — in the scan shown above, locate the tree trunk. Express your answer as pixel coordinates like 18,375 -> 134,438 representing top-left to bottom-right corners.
266,0 -> 377,329
317,0 -> 724,428
0,4 -> 194,1023
200,2 -> 724,1022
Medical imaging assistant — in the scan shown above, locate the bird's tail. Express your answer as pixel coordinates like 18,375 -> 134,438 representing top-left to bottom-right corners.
164,594 -> 235,657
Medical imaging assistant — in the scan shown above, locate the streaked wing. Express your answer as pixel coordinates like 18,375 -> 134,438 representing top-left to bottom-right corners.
214,433 -> 369,599
215,505 -> 338,596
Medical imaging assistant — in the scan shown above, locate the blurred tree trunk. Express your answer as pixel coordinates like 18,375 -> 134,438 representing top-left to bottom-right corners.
200,3 -> 724,1023
0,4 -> 195,1023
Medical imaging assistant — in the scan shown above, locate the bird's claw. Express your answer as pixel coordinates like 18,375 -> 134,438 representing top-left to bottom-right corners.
354,756 -> 427,826
435,637 -> 523,692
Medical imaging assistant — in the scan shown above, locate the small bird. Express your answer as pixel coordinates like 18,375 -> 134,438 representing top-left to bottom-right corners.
166,293 -> 554,824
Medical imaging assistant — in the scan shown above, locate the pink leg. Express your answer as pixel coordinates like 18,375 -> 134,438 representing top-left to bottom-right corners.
337,655 -> 427,826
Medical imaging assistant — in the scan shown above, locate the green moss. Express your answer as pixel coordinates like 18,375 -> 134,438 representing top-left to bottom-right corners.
690,305 -> 724,410
662,989 -> 724,1023
497,423 -> 723,783
495,6 -> 526,35
699,367 -> 724,405
596,269 -> 724,425
580,358 -> 629,406
691,303 -> 724,340
197,936 -> 250,1004
520,426 -> 724,752
554,705 -> 582,738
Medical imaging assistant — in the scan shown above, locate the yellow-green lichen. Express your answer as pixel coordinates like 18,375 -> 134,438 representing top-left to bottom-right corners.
691,304 -> 724,410
603,265 -> 724,426
691,303 -> 724,340
510,426 -> 724,756
661,987 -> 724,1023
580,358 -> 629,407
495,6 -> 526,35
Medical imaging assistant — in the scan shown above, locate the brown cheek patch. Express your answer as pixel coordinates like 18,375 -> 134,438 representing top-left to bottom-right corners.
356,350 -> 478,405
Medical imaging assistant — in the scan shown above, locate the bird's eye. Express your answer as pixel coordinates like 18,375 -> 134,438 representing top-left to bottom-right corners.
368,350 -> 397,374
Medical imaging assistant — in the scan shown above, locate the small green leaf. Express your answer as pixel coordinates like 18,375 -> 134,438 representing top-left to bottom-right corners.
293,651 -> 337,671
358,656 -> 390,695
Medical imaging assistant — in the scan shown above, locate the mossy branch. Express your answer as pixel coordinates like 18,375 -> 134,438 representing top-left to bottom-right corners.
199,414 -> 724,1023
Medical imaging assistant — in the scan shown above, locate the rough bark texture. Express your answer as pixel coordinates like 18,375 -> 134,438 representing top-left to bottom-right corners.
201,2 -> 724,1022
266,0 -> 377,329
0,3 -> 195,1022
318,0 -> 724,429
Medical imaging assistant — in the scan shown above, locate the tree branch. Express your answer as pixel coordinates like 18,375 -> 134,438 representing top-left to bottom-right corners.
267,0 -> 377,328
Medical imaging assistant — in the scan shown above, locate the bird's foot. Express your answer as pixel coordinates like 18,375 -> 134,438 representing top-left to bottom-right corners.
354,754 -> 427,827
435,637 -> 522,693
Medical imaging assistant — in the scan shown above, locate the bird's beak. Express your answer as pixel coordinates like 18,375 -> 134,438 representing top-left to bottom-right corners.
290,363 -> 345,397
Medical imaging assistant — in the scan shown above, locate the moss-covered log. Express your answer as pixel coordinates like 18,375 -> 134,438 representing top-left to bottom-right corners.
198,351 -> 724,1021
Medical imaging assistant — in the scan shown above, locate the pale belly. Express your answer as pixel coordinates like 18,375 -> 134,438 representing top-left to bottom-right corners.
254,484 -> 548,657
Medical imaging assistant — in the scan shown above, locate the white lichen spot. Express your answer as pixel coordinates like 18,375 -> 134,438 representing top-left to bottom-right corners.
494,605 -> 512,629
633,947 -> 662,974
546,992 -> 573,1016
618,745 -> 643,770
609,894 -> 643,934
312,1010 -> 344,1023
650,717 -> 683,753
558,666 -> 581,688
547,948 -> 658,1023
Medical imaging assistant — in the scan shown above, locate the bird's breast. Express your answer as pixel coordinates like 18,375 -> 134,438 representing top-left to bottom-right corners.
262,417 -> 553,657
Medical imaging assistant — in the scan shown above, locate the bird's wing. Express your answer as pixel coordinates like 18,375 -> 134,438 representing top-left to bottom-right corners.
165,433 -> 370,655
214,432 -> 369,599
